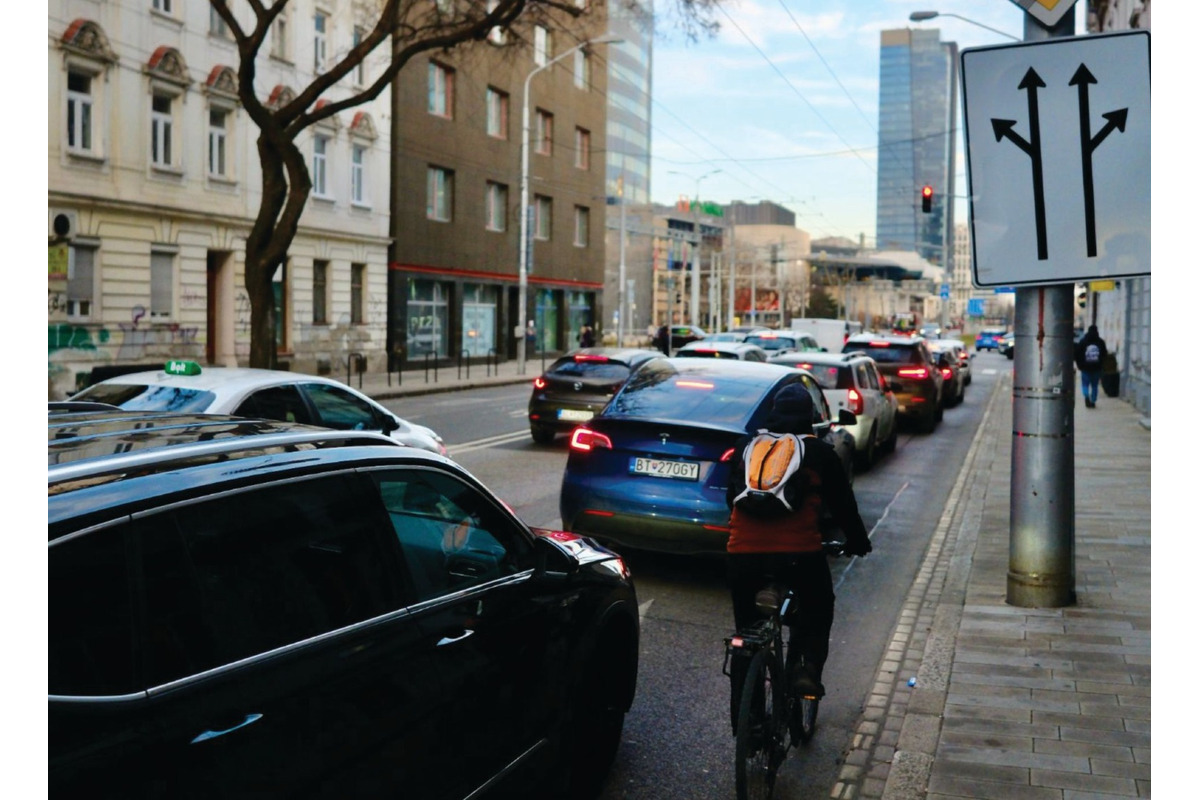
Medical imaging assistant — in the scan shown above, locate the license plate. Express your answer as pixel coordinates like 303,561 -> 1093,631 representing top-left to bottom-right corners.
630,457 -> 700,481
558,408 -> 594,422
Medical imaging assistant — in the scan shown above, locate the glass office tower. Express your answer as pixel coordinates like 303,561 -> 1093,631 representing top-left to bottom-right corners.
606,2 -> 653,206
875,28 -> 958,268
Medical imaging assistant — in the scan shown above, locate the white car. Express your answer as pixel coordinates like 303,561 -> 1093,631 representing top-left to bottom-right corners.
70,360 -> 447,456
768,350 -> 898,470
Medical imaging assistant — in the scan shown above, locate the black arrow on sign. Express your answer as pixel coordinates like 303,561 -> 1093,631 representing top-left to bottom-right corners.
1070,64 -> 1129,257
991,68 -> 1048,260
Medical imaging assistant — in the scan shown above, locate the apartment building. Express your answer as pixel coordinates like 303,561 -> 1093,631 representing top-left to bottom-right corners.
386,11 -> 611,364
48,0 -> 392,399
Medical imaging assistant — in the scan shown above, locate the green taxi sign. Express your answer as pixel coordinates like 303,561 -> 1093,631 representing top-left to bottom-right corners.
164,360 -> 203,376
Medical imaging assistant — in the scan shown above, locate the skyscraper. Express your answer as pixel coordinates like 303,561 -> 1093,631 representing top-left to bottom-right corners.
875,28 -> 958,269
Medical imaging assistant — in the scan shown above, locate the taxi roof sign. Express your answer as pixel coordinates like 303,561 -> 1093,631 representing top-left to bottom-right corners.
1007,0 -> 1079,28
164,360 -> 203,376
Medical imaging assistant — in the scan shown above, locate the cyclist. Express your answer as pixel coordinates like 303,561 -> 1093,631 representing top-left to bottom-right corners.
725,383 -> 872,734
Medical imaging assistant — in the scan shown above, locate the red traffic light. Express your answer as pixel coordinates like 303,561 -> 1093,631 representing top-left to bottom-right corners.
921,185 -> 933,213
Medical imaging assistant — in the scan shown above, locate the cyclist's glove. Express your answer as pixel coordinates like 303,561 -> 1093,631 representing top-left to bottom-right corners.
844,539 -> 872,557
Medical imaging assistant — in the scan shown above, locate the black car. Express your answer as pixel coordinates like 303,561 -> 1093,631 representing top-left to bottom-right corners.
49,411 -> 639,799
653,324 -> 708,354
528,348 -> 664,443
844,333 -> 944,433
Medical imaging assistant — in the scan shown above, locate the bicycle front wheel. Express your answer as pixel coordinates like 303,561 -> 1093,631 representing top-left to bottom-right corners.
735,649 -> 785,800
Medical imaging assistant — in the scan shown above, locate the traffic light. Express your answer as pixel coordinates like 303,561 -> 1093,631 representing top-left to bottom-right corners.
1077,287 -> 1087,309
921,185 -> 933,213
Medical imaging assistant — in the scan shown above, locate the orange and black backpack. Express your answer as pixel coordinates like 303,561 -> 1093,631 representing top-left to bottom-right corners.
731,431 -> 810,518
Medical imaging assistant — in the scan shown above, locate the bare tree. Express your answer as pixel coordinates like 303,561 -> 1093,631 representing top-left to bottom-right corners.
212,0 -> 716,368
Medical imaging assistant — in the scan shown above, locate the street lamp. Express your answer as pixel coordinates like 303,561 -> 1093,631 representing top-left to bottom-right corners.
518,34 -> 622,375
908,10 -> 1021,41
667,169 -> 721,333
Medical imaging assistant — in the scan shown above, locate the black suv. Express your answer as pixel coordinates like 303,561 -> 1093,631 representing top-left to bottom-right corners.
49,410 -> 639,798
843,333 -> 944,433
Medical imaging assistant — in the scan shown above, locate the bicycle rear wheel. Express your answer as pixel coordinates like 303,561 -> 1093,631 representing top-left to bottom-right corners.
796,694 -> 819,744
735,649 -> 785,800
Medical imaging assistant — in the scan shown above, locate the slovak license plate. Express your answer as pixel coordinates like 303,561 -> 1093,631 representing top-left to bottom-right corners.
630,457 -> 700,481
558,408 -> 594,422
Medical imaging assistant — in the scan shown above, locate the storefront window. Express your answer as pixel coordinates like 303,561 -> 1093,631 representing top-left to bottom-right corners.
406,278 -> 449,358
567,291 -> 592,347
461,283 -> 497,357
535,289 -> 559,352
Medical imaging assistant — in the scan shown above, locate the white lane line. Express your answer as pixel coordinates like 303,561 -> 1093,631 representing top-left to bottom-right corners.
450,430 -> 529,455
834,481 -> 910,591
639,599 -> 654,623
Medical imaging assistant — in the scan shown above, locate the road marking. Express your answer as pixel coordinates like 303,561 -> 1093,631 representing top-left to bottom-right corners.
508,409 -> 525,418
638,599 -> 654,623
834,481 -> 910,591
450,430 -> 529,455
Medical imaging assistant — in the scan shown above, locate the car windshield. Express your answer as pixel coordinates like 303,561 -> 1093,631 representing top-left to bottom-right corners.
608,362 -> 771,427
847,345 -> 922,364
744,335 -> 797,351
74,383 -> 217,413
547,360 -> 631,381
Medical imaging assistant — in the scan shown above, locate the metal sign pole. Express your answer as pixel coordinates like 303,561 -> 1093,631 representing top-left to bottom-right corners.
1008,6 -> 1077,609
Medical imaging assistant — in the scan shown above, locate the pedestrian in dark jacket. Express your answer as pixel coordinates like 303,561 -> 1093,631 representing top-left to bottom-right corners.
579,325 -> 596,348
1074,325 -> 1108,408
723,384 -> 871,732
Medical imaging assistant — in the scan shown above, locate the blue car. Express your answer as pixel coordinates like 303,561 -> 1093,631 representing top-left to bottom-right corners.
559,359 -> 856,557
974,328 -> 1008,352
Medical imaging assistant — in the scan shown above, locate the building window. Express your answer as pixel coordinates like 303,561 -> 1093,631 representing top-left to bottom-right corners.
312,135 -> 329,198
152,0 -> 173,13
534,195 -> 551,240
150,250 -> 174,319
535,110 -> 552,155
428,62 -> 454,118
574,127 -> 589,170
208,109 -> 228,177
210,6 -> 229,37
351,263 -> 365,324
534,26 -> 550,67
66,71 -> 94,153
352,27 -> 365,84
574,50 -> 590,89
485,182 -> 507,232
313,11 -> 327,72
574,206 -> 589,247
486,87 -> 508,139
313,260 -> 328,324
427,167 -> 453,221
150,93 -> 174,168
67,243 -> 96,319
351,144 -> 366,205
271,12 -> 289,60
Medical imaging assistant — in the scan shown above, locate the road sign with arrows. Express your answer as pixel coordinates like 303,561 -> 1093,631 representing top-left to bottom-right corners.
961,31 -> 1149,288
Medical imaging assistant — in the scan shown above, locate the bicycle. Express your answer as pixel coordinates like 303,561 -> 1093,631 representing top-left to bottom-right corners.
723,542 -> 844,800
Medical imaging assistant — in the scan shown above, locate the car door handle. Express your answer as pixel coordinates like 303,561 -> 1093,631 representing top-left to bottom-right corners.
190,713 -> 264,744
437,629 -> 474,647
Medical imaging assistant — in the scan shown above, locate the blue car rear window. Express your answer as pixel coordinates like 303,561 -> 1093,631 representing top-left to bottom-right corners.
546,361 -> 631,381
608,364 -> 769,426
75,383 -> 217,413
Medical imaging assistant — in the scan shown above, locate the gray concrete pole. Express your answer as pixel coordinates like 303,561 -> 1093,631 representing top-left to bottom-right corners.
1007,7 -> 1077,609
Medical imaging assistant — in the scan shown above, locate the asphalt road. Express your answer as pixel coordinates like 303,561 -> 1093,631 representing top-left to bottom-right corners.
382,354 -> 1009,799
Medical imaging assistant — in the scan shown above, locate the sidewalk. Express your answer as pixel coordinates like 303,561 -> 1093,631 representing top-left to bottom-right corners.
833,372 -> 1151,800
344,353 -> 547,401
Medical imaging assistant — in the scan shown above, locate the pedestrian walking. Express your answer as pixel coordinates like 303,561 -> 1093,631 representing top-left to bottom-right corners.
1074,324 -> 1108,408
525,320 -> 537,354
579,325 -> 596,348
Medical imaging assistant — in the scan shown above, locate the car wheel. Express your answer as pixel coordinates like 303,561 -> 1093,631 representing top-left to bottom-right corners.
884,423 -> 898,453
854,425 -> 877,471
530,424 -> 556,444
935,401 -> 944,422
920,410 -> 938,434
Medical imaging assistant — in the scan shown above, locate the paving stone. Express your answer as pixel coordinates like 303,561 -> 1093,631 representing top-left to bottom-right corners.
1030,768 -> 1138,795
1089,759 -> 1150,780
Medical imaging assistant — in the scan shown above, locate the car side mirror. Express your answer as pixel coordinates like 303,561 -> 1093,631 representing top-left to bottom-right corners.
380,414 -> 401,433
838,409 -> 857,426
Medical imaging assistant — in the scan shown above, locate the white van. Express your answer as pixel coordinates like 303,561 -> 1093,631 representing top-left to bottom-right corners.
788,318 -> 864,353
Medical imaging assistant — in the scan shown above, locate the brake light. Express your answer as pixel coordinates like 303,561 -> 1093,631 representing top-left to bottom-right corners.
569,428 -> 613,452
940,367 -> 953,380
574,354 -> 610,362
869,341 -> 891,347
796,363 -> 813,371
847,388 -> 864,416
533,376 -> 546,389
897,367 -> 930,379
675,380 -> 715,389
720,448 -> 736,462
759,332 -> 778,339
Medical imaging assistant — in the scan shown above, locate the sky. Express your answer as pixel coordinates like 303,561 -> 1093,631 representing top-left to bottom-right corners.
647,0 -> 1088,246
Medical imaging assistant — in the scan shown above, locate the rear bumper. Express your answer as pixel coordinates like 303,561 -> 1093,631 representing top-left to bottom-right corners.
564,509 -> 730,556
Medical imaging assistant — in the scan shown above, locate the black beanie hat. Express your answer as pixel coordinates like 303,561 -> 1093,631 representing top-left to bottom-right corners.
764,383 -> 814,434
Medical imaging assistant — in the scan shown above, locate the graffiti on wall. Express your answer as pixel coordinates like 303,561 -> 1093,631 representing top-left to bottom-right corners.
49,304 -> 199,361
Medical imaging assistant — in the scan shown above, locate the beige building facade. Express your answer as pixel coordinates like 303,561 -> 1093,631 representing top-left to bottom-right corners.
48,0 -> 391,399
